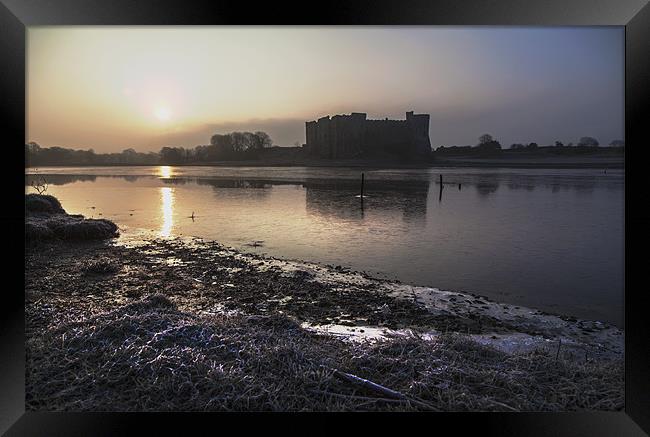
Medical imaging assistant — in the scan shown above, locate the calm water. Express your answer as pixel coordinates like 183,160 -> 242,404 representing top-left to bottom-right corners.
26,166 -> 624,326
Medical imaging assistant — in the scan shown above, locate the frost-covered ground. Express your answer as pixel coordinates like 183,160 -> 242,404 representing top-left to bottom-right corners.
121,235 -> 623,360
25,233 -> 623,411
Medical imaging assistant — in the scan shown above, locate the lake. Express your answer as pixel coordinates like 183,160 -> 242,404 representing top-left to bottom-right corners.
26,166 -> 624,326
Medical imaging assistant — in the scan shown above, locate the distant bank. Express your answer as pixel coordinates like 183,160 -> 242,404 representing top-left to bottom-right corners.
430,153 -> 624,169
151,156 -> 623,169
235,145 -> 624,168
26,154 -> 624,169
26,140 -> 624,169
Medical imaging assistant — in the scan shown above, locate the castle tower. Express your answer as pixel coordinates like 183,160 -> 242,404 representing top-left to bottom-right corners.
406,111 -> 431,155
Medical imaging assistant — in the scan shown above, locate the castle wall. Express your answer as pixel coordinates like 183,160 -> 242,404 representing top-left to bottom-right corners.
364,120 -> 410,155
305,111 -> 430,159
330,112 -> 366,158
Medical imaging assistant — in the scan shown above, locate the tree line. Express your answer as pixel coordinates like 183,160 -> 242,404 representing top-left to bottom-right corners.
25,131 -> 274,166
435,134 -> 624,156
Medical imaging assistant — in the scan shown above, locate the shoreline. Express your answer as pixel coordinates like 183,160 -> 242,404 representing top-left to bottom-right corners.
25,204 -> 624,411
119,235 -> 623,357
25,154 -> 624,170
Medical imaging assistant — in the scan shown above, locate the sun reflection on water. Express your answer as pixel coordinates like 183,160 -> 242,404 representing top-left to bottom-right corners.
159,165 -> 173,179
160,187 -> 174,237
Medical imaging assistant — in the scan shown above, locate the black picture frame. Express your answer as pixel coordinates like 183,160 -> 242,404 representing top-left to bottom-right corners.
2,0 -> 648,435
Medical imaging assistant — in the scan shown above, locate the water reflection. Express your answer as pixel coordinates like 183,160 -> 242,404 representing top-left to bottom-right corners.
159,165 -> 173,179
26,170 -> 622,194
166,177 -> 272,190
23,166 -> 624,325
160,187 -> 174,237
25,174 -> 98,185
475,182 -> 500,197
304,179 -> 430,224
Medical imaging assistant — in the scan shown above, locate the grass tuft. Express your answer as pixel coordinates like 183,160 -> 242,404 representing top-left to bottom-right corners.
26,194 -> 119,243
26,297 -> 623,412
81,258 -> 122,275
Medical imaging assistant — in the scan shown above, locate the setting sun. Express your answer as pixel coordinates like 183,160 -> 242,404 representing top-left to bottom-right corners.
154,106 -> 172,121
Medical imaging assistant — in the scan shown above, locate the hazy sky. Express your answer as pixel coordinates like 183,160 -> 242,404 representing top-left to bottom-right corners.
27,26 -> 624,152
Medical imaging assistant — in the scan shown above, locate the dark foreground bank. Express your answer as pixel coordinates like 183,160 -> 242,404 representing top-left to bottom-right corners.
25,196 -> 624,411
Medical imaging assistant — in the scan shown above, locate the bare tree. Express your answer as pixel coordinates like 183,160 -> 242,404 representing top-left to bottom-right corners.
479,134 -> 494,145
578,136 -> 599,147
31,176 -> 48,194
253,131 -> 273,150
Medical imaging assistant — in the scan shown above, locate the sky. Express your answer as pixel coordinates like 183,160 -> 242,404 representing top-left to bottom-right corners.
27,26 -> 624,152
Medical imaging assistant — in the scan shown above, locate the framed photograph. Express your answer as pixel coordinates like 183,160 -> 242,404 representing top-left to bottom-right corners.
2,0 -> 648,435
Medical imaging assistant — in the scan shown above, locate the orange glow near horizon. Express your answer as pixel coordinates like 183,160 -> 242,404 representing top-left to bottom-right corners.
25,27 -> 485,151
27,26 -> 624,151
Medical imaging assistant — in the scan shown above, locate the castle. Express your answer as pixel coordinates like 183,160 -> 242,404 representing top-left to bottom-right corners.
305,111 -> 431,159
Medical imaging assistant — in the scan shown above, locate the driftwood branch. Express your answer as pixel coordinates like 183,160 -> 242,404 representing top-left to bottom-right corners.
329,368 -> 439,411
332,369 -> 406,400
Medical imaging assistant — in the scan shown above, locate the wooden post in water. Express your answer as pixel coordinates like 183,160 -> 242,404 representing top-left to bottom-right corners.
360,172 -> 365,213
439,174 -> 443,185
